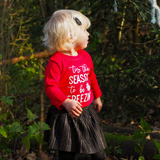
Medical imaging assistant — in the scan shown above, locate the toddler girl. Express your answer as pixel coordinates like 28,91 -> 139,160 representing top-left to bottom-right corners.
43,9 -> 107,160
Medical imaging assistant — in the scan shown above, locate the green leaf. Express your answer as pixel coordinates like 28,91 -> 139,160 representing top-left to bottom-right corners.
26,108 -> 35,120
10,122 -> 22,133
22,137 -> 30,150
0,96 -> 13,106
35,131 -> 44,143
154,140 -> 160,153
138,156 -> 144,160
28,125 -> 38,136
0,127 -> 7,138
116,148 -> 122,154
3,148 -> 10,154
5,125 -> 11,132
153,154 -> 160,159
125,69 -> 132,73
38,121 -> 51,130
5,96 -> 14,99
134,143 -> 141,154
6,99 -> 13,106
140,118 -> 152,132
0,113 -> 8,121
0,54 -> 2,59
133,131 -> 146,140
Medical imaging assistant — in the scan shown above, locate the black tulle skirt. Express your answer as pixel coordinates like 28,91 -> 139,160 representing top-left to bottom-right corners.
44,104 -> 107,154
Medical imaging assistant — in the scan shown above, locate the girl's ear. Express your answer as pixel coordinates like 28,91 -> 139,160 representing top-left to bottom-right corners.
68,33 -> 76,43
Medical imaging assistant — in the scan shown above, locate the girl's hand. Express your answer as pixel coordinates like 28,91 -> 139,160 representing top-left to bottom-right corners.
93,97 -> 102,113
62,98 -> 82,117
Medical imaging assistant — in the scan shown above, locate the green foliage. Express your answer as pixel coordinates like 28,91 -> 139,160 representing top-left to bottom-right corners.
115,147 -> 122,155
153,154 -> 160,159
22,137 -> 30,150
104,132 -> 132,156
0,98 -> 50,151
105,146 -> 112,155
140,118 -> 152,132
132,118 -> 152,156
0,96 -> 14,106
104,118 -> 160,159
138,156 -> 145,160
153,140 -> 160,159
27,108 -> 35,120
104,132 -> 132,144
0,127 -> 7,138
81,0 -> 160,124
10,122 -> 22,133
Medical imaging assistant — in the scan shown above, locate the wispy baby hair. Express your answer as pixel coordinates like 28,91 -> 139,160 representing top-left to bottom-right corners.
42,9 -> 91,51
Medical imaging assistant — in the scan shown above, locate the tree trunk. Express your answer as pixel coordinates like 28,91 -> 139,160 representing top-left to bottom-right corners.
54,0 -> 58,11
39,0 -> 45,18
39,58 -> 44,158
45,0 -> 51,16
0,0 -> 8,124
133,13 -> 139,43
118,5 -> 126,42
157,0 -> 160,7
128,0 -> 139,43
0,0 -> 8,95
39,2 -> 45,157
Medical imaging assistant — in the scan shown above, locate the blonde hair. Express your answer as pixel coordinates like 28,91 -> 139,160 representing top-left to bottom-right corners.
42,9 -> 91,51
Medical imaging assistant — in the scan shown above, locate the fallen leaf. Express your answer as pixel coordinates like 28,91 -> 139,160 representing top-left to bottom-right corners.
39,150 -> 49,160
19,145 -> 29,157
106,155 -> 119,160
146,135 -> 151,140
24,151 -> 36,160
17,156 -> 23,160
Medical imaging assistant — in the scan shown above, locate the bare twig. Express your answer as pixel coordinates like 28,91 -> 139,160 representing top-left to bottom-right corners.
0,50 -> 53,66
131,37 -> 160,45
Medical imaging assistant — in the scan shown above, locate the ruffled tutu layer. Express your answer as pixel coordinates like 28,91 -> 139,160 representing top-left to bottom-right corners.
44,104 -> 107,154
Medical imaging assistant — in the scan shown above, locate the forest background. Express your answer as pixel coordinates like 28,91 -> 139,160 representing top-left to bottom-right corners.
1,0 -> 160,158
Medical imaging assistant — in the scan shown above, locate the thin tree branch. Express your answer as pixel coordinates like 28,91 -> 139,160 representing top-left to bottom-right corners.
0,50 -> 53,66
131,37 -> 160,45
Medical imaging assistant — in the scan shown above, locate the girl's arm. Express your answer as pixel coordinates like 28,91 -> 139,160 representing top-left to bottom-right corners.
45,60 -> 83,117
62,99 -> 82,117
45,60 -> 68,109
93,97 -> 102,113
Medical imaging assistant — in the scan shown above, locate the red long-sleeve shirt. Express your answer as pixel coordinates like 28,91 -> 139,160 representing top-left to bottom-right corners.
44,49 -> 102,110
